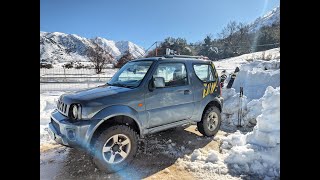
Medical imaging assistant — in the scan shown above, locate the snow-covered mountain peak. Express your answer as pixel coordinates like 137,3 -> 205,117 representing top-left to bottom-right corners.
249,6 -> 280,32
40,32 -> 145,63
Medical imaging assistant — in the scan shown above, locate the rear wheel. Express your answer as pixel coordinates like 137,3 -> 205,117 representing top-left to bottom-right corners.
92,125 -> 138,173
197,106 -> 221,137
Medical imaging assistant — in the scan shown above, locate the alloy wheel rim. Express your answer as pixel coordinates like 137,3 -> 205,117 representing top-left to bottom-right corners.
207,112 -> 219,131
102,134 -> 131,164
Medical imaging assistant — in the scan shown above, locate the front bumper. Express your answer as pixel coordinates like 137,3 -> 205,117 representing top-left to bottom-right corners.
48,109 -> 92,148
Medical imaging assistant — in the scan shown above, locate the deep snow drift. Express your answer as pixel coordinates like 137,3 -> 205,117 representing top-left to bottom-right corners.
222,87 -> 280,178
177,86 -> 280,179
176,48 -> 280,179
232,59 -> 280,100
40,92 -> 64,145
221,58 -> 279,130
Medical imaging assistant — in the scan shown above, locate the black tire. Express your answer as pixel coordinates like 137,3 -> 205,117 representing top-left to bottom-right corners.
197,106 -> 221,137
92,125 -> 138,173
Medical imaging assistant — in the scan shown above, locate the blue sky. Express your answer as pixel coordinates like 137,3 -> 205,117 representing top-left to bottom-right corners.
40,0 -> 280,49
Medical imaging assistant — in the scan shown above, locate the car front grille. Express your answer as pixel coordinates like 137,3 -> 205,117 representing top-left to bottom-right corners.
51,118 -> 60,134
57,100 -> 69,117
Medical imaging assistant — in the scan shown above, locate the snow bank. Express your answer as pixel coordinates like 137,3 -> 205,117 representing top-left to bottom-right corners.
221,88 -> 261,129
246,86 -> 280,147
40,125 -> 55,145
221,59 -> 280,129
40,92 -> 61,125
40,92 -> 64,144
215,48 -> 280,73
176,49 -> 280,178
221,86 -> 280,178
232,59 -> 280,100
179,86 -> 280,179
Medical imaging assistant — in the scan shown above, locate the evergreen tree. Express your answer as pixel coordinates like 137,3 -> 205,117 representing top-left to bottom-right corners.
115,51 -> 134,68
146,37 -> 193,57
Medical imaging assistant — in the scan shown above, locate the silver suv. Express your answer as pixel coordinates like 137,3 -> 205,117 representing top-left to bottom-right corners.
48,55 -> 223,172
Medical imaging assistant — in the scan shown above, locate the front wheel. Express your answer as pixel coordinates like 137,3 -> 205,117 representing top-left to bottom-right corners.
197,106 -> 221,137
92,125 -> 138,173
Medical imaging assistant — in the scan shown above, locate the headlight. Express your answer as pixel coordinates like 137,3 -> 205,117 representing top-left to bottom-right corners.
72,105 -> 78,119
69,104 -> 81,120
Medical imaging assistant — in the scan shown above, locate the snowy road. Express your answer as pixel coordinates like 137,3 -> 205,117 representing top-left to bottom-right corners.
41,126 -> 242,180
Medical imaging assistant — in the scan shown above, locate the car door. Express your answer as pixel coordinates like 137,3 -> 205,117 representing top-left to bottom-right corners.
145,61 -> 194,128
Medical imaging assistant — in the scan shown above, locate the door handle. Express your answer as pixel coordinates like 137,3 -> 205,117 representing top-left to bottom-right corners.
177,89 -> 191,94
184,90 -> 191,95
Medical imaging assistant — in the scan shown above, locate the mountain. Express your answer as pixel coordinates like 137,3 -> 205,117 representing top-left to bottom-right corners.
40,32 -> 145,64
249,6 -> 280,32
115,41 -> 145,59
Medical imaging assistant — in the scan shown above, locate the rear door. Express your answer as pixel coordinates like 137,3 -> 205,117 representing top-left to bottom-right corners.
145,61 -> 194,128
192,63 -> 219,101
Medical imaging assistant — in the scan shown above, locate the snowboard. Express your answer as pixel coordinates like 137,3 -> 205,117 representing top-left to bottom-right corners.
226,67 -> 240,89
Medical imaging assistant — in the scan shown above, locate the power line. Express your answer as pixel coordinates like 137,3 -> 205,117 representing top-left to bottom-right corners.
186,42 -> 280,48
145,41 -> 279,50
144,41 -> 158,53
135,41 -> 159,58
252,42 -> 280,47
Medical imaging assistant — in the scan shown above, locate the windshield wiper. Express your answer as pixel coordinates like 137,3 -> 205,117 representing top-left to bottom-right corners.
107,83 -> 135,88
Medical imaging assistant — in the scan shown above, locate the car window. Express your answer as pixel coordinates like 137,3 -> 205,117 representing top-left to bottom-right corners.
193,64 -> 216,82
153,63 -> 188,87
108,61 -> 153,88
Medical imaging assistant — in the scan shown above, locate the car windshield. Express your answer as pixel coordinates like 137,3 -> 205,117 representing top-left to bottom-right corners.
107,61 -> 153,88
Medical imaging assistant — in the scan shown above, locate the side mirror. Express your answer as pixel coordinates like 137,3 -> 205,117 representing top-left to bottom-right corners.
154,77 -> 165,88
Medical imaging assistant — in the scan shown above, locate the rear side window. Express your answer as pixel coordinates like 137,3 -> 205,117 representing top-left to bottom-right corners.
193,64 -> 216,82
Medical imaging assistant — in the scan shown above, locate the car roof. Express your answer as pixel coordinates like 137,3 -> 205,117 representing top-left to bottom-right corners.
131,56 -> 212,63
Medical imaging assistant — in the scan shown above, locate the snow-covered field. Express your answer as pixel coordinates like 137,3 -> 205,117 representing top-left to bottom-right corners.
40,67 -> 117,92
40,48 -> 280,179
215,48 -> 280,72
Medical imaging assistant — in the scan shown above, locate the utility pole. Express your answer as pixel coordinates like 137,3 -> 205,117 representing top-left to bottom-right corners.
155,41 -> 158,56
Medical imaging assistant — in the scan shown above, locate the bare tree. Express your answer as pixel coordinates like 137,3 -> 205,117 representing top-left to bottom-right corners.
86,41 -> 114,74
218,21 -> 251,57
234,23 -> 250,54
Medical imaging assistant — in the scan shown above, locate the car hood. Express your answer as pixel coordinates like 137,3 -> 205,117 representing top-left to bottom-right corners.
61,85 -> 132,103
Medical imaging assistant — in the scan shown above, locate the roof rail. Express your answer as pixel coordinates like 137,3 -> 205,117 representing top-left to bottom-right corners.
164,54 -> 209,60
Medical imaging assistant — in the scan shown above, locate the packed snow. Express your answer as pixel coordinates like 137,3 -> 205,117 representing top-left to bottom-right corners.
220,55 -> 279,131
40,92 -> 64,145
222,87 -> 280,178
177,86 -> 280,179
232,59 -> 280,100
